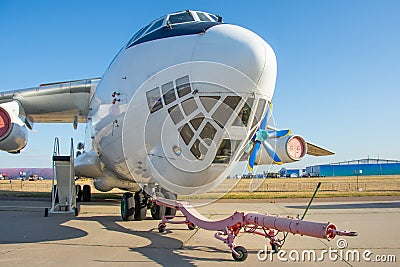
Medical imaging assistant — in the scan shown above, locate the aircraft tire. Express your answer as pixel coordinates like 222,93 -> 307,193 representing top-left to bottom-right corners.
134,191 -> 147,221
76,185 -> 83,202
121,192 -> 135,221
151,192 -> 166,220
82,185 -> 91,202
74,205 -> 79,216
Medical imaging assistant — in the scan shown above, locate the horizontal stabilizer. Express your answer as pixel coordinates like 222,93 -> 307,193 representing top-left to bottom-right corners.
306,142 -> 335,156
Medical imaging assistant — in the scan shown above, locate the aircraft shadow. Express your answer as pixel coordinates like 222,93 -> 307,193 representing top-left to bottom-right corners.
0,198 -> 236,265
0,210 -> 88,244
286,201 -> 400,210
76,215 -> 232,265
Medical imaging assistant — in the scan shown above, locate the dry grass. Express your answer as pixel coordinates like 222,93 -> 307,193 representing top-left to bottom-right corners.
1,175 -> 399,199
0,179 -> 124,193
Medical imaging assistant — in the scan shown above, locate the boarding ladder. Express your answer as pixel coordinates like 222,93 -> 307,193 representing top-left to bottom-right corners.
45,138 -> 78,216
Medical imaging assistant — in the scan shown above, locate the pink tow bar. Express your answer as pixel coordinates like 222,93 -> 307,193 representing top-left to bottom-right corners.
155,197 -> 357,261
245,213 -> 354,240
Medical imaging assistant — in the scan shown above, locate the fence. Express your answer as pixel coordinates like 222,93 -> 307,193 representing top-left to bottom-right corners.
217,181 -> 400,193
1,178 -> 399,194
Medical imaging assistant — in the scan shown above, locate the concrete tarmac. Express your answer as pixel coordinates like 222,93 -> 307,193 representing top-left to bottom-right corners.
0,197 -> 399,266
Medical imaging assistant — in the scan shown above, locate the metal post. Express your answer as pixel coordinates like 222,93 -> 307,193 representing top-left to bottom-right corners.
356,173 -> 359,191
357,170 -> 362,191
301,182 -> 321,220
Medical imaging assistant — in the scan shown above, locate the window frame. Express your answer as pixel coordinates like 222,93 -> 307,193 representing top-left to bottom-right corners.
144,17 -> 165,35
126,24 -> 152,47
167,11 -> 196,25
208,13 -> 218,22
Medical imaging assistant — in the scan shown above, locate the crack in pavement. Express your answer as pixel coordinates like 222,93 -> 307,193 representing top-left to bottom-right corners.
0,249 -> 17,256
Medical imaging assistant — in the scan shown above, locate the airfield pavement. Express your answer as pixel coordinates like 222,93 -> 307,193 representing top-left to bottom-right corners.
0,197 -> 399,266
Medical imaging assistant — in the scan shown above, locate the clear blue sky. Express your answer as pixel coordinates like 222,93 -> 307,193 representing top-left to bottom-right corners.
0,0 -> 399,170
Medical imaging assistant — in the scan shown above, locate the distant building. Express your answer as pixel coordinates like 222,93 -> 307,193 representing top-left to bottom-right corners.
0,168 -> 52,180
279,168 -> 306,178
305,158 -> 400,177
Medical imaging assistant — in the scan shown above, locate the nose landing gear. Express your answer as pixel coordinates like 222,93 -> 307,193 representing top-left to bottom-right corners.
120,186 -> 177,221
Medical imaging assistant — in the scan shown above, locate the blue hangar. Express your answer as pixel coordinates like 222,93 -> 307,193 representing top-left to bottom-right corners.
305,158 -> 400,177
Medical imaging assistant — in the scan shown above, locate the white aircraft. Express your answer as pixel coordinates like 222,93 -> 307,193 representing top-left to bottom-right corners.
0,10 -> 333,220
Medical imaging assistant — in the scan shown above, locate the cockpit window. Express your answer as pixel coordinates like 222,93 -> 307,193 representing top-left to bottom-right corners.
208,14 -> 219,22
168,11 -> 195,24
146,18 -> 164,34
127,24 -> 151,47
125,10 -> 222,48
197,12 -> 211,22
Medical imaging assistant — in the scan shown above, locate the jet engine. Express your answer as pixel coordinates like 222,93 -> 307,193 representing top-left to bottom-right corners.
256,135 -> 307,165
0,101 -> 28,153
93,176 -> 141,192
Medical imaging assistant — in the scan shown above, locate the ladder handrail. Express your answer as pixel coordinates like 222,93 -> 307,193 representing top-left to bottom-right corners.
51,137 -> 60,210
53,137 -> 60,156
69,138 -> 74,206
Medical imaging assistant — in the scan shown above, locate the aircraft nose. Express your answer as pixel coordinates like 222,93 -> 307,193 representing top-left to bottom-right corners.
192,23 -> 277,97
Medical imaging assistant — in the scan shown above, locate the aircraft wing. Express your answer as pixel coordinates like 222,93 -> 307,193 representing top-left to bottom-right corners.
306,142 -> 335,156
0,78 -> 101,123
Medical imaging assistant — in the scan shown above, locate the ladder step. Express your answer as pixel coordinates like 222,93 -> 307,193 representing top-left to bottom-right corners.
53,155 -> 71,162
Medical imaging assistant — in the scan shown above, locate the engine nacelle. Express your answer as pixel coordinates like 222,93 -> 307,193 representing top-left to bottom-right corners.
0,101 -> 28,153
93,176 -> 141,192
256,135 -> 307,165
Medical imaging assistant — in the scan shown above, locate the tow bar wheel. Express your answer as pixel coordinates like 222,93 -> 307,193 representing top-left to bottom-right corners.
232,246 -> 248,261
